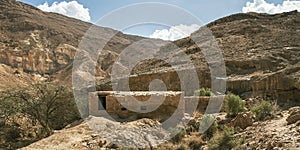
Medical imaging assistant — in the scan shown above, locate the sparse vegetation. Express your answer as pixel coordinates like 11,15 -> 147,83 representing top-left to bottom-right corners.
225,93 -> 245,117
187,114 -> 218,141
187,119 -> 200,133
208,126 -> 237,150
251,99 -> 277,121
177,145 -> 186,150
0,1 -> 299,149
194,88 -> 215,96
0,82 -> 80,149
170,128 -> 187,144
4,125 -> 21,142
188,140 -> 204,150
199,115 -> 218,141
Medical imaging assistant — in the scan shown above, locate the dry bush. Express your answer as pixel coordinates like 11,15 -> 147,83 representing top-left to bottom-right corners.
251,99 -> 277,121
208,126 -> 237,150
225,93 -> 245,117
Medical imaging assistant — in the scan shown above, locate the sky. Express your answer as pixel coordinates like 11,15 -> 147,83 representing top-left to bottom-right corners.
18,0 -> 300,41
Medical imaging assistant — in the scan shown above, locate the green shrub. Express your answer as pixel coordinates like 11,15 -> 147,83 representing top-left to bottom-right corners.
225,93 -> 245,117
4,126 -> 21,142
187,118 -> 200,133
194,88 -> 214,96
189,140 -> 203,150
199,115 -> 218,141
2,82 -> 80,137
170,128 -> 186,144
177,145 -> 186,150
251,100 -> 276,121
208,126 -> 237,150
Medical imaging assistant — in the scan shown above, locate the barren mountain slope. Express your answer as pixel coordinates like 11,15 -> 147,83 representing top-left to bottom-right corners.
99,11 -> 300,102
1,1 -> 299,149
0,0 -> 166,88
0,64 -> 36,90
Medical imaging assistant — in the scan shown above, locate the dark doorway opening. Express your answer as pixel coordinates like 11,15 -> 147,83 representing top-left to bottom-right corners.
98,96 -> 106,110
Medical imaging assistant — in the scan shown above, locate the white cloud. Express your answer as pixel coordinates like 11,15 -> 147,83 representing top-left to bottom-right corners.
242,0 -> 300,14
37,1 -> 91,22
149,24 -> 200,41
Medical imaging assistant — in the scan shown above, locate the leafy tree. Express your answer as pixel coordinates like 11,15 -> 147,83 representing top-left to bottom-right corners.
0,82 -> 80,137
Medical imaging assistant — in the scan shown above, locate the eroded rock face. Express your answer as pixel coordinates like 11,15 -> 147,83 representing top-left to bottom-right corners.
0,41 -> 77,74
1,0 -> 299,104
98,11 -> 300,102
1,0 -> 299,103
0,0 -> 167,88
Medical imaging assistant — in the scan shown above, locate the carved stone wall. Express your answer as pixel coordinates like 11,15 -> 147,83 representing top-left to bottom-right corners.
89,91 -> 225,121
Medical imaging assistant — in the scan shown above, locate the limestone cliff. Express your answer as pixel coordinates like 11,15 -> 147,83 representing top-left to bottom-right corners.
0,0 -> 299,102
98,11 -> 300,102
0,0 -> 166,87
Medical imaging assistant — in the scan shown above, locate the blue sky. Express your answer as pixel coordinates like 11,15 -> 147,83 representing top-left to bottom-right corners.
18,0 -> 299,40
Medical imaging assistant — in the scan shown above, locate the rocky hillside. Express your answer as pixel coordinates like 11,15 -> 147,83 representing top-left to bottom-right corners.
0,0 -> 166,88
0,63 -> 38,89
20,117 -> 171,150
99,11 -> 300,102
1,1 -> 299,150
1,0 -> 299,103
20,106 -> 300,150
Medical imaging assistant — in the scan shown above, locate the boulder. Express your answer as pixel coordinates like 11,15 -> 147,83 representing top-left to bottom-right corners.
286,107 -> 300,125
231,112 -> 253,129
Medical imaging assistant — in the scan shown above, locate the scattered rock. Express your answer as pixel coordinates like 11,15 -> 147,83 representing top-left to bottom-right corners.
21,117 -> 171,149
286,107 -> 300,125
231,112 -> 253,129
